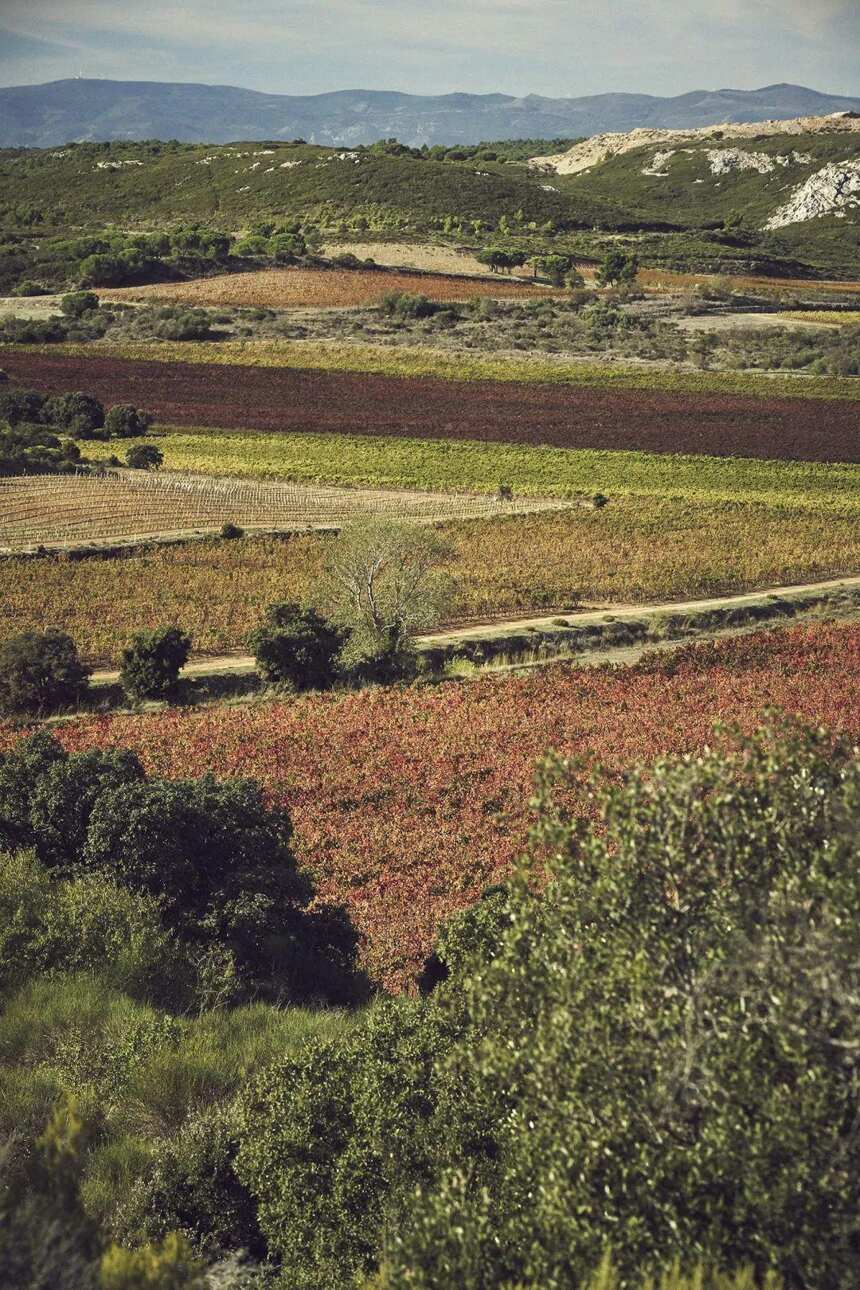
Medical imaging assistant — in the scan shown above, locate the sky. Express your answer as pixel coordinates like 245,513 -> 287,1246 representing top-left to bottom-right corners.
0,0 -> 858,98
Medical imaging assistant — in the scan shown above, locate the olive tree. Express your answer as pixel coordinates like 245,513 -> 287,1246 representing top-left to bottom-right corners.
324,519 -> 450,677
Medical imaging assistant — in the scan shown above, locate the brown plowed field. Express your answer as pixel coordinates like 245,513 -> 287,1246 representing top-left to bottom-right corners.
99,267 -> 558,308
3,350 -> 859,462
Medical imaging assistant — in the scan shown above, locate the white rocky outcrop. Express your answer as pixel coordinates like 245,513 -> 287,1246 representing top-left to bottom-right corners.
707,149 -> 776,175
764,160 -> 860,229
530,112 -> 860,176
641,150 -> 676,176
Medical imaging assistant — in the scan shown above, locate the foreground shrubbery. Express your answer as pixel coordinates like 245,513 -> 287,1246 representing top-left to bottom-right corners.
1,723 -> 837,1288
237,723 -> 860,1287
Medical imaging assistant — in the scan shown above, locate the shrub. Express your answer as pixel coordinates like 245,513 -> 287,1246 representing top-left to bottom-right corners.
99,1233 -> 205,1290
126,443 -> 163,470
104,405 -> 154,438
0,732 -> 361,1002
380,292 -> 438,320
248,602 -> 345,691
0,850 -> 188,1005
60,291 -> 99,318
0,387 -> 46,425
0,316 -> 67,343
152,311 -> 211,342
119,626 -> 191,701
0,629 -> 90,715
44,391 -> 105,439
219,522 -> 244,539
236,725 -> 860,1288
9,279 -> 51,297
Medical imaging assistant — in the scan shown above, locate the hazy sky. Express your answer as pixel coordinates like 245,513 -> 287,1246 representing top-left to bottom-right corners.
0,0 -> 858,97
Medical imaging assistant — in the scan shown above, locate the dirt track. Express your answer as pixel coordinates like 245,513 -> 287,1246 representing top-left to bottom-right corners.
88,571 -> 860,684
3,350 -> 859,462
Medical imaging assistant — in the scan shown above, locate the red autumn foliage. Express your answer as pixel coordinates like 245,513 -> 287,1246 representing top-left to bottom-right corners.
4,622 -> 860,991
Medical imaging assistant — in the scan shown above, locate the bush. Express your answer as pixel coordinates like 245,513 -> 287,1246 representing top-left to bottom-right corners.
0,387 -> 46,425
0,731 -> 361,1002
219,522 -> 244,540
44,391 -> 105,439
60,291 -> 99,319
119,626 -> 191,701
104,405 -> 153,438
0,850 -> 188,1005
126,443 -> 163,470
9,279 -> 51,297
248,602 -> 346,692
236,725 -> 860,1288
152,311 -> 211,342
380,291 -> 439,320
0,629 -> 91,715
0,316 -> 67,343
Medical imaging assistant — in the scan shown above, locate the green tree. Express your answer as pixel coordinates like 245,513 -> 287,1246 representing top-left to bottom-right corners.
104,405 -> 154,438
119,626 -> 191,701
597,248 -> 639,286
324,519 -> 450,677
43,391 -> 105,439
236,725 -> 860,1289
60,291 -> 99,318
126,443 -> 163,470
0,630 -> 90,716
248,602 -> 346,692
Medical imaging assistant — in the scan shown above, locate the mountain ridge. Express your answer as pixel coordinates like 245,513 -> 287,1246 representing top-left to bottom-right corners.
1,78 -> 859,148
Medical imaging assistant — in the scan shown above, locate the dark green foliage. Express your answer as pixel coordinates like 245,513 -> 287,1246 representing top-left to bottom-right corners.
43,390 -> 105,438
380,291 -> 439,319
0,629 -> 90,715
151,308 -> 212,341
0,387 -> 45,425
597,248 -> 640,285
118,625 -> 191,700
126,442 -> 163,470
117,1105 -> 265,1260
0,420 -> 78,476
248,602 -> 346,691
236,725 -> 860,1288
219,521 -> 244,539
0,851 -> 187,1005
0,315 -> 67,343
103,404 -> 154,438
0,731 -> 361,1004
60,290 -> 99,318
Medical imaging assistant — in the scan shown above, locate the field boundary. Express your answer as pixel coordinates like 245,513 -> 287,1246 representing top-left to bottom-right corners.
85,572 -> 860,688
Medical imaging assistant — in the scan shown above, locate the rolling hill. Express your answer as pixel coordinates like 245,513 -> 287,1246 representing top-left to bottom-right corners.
1,78 -> 859,149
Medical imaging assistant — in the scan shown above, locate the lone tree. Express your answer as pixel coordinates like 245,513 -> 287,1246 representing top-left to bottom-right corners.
248,602 -> 347,692
0,629 -> 91,715
324,518 -> 450,677
597,249 -> 639,287
104,404 -> 154,438
126,443 -> 163,470
119,625 -> 191,701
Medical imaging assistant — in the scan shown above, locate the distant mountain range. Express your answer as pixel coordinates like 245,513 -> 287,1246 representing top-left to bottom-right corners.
1,79 -> 859,149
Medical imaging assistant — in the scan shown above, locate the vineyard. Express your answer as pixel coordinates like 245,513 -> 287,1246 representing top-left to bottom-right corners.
7,620 -> 860,991
100,266 -> 558,309
0,471 -> 562,551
